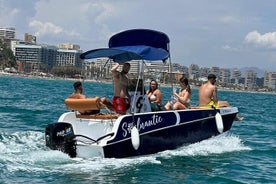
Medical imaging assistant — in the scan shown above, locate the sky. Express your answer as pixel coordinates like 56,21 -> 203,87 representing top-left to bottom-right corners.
1,0 -> 276,71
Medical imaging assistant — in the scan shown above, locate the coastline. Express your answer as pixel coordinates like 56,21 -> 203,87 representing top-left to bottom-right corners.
1,72 -> 276,95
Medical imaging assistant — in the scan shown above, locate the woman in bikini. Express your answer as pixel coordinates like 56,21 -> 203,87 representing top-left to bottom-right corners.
146,79 -> 162,111
164,77 -> 191,110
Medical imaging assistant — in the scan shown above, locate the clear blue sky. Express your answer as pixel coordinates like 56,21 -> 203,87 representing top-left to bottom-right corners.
1,0 -> 276,71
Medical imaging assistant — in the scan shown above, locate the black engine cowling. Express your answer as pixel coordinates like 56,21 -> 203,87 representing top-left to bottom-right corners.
45,122 -> 76,157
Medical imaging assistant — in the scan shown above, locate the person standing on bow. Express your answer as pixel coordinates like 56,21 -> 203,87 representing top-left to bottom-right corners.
111,62 -> 131,115
146,79 -> 163,111
164,77 -> 191,110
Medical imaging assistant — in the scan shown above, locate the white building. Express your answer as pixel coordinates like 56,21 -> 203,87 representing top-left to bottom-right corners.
219,68 -> 231,84
244,70 -> 257,90
0,27 -> 16,39
232,69 -> 242,84
264,71 -> 276,90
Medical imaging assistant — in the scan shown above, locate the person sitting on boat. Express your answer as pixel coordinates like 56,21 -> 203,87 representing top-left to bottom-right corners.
146,79 -> 163,111
111,62 -> 131,115
164,77 -> 191,110
198,74 -> 243,121
68,81 -> 114,114
198,74 -> 230,108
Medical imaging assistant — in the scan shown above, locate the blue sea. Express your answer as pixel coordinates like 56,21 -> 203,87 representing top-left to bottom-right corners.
0,75 -> 275,184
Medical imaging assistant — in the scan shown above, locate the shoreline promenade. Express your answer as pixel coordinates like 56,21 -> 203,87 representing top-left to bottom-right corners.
1,72 -> 275,95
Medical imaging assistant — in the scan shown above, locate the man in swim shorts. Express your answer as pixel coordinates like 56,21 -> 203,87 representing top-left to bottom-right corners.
112,97 -> 129,114
199,74 -> 231,108
198,74 -> 243,120
200,100 -> 219,108
111,62 -> 131,114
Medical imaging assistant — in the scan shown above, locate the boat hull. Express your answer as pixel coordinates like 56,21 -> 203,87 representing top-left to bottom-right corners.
102,109 -> 236,158
45,107 -> 237,158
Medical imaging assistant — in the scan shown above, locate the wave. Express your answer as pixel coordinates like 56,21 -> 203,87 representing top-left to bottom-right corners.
158,133 -> 251,158
0,131 -> 250,175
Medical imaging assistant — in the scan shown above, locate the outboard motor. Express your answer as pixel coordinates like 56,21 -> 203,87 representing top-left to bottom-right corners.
45,122 -> 76,157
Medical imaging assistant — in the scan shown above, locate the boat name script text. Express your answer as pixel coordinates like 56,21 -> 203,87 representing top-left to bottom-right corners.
122,114 -> 163,137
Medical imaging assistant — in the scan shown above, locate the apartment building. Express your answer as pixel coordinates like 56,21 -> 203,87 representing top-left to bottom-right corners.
199,67 -> 210,79
210,67 -> 220,80
24,33 -> 36,44
56,49 -> 82,68
219,68 -> 231,84
15,42 -> 82,73
244,70 -> 257,90
264,71 -> 276,90
188,64 -> 200,79
83,59 -> 169,80
58,43 -> 80,50
0,27 -> 16,39
15,44 -> 57,73
232,69 -> 242,84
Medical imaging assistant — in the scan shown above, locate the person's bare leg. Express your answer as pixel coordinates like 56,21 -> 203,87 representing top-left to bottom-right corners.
218,101 -> 243,121
101,98 -> 115,111
218,101 -> 230,107
235,116 -> 244,121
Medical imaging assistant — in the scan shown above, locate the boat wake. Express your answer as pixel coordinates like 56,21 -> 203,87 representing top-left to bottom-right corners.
158,133 -> 252,158
0,131 -> 251,175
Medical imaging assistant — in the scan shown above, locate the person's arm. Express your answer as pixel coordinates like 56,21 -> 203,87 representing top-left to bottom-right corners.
154,90 -> 162,104
212,86 -> 218,103
175,90 -> 189,104
111,63 -> 120,74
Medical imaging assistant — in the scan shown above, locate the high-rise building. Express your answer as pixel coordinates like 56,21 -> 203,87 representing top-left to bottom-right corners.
0,27 -> 16,39
24,33 -> 36,44
188,64 -> 200,79
210,67 -> 220,80
232,69 -> 242,84
171,63 -> 188,75
15,42 -> 83,73
264,71 -> 276,90
58,43 -> 80,50
15,44 -> 57,73
56,49 -> 82,68
219,68 -> 231,84
244,70 -> 257,90
199,67 -> 210,78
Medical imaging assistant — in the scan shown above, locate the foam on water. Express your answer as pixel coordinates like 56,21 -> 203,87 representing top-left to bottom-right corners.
0,130 -> 251,176
0,130 -> 161,175
159,133 -> 251,158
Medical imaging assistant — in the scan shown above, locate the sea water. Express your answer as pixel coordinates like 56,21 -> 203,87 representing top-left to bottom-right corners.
0,76 -> 275,183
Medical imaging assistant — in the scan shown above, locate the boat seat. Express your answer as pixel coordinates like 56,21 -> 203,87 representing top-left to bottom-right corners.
76,113 -> 120,119
65,97 -> 103,111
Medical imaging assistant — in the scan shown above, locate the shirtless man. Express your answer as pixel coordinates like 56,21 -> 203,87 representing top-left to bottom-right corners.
69,81 -> 114,113
199,74 -> 243,120
198,74 -> 228,108
68,81 -> 98,114
111,62 -> 131,114
69,81 -> 86,99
